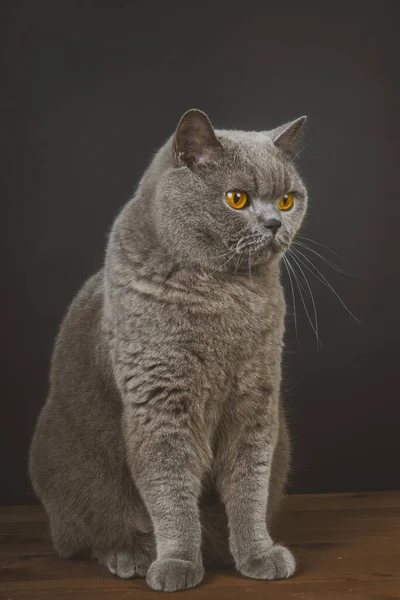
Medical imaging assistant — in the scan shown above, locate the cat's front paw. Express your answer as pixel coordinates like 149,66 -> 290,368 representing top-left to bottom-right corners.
146,558 -> 204,592
238,544 -> 295,580
101,549 -> 151,579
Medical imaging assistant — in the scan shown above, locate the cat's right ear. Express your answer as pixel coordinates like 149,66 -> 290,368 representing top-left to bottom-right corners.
269,116 -> 307,157
173,109 -> 223,167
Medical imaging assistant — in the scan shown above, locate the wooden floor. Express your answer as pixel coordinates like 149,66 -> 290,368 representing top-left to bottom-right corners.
1,492 -> 399,600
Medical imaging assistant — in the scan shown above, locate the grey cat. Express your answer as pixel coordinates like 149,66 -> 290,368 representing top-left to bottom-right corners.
29,109 -> 308,592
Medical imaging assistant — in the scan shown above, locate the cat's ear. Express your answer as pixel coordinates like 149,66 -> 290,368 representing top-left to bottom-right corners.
269,116 -> 307,157
173,109 -> 223,167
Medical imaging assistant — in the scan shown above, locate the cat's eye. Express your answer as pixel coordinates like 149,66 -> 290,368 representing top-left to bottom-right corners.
278,193 -> 295,211
225,191 -> 248,210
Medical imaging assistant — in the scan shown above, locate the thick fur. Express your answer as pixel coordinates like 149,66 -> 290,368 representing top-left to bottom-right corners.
29,111 -> 307,592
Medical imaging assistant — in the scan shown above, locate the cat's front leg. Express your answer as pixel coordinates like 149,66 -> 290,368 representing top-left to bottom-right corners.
122,401 -> 210,592
214,391 -> 295,581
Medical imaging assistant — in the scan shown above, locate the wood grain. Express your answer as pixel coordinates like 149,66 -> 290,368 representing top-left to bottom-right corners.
1,491 -> 400,599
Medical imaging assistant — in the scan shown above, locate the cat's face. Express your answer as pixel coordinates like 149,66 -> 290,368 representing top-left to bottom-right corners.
152,110 -> 308,272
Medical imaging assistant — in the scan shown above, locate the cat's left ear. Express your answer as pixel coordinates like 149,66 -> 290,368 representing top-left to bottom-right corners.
269,116 -> 307,157
173,109 -> 223,167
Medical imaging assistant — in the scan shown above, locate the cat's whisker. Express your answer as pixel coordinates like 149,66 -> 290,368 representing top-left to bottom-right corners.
299,155 -> 324,165
235,231 -> 263,250
200,246 -> 240,264
286,258 -> 309,297
248,249 -> 253,284
297,235 -> 341,259
286,254 -> 320,347
283,255 -> 301,348
203,230 -> 265,274
234,248 -> 245,274
247,226 -> 259,282
288,251 -> 321,349
290,247 -> 360,323
234,237 -> 245,273
289,143 -> 309,166
205,246 -> 238,278
235,242 -> 250,273
292,241 -> 356,277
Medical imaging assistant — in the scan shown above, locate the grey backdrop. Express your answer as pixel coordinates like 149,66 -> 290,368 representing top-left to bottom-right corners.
1,0 -> 399,504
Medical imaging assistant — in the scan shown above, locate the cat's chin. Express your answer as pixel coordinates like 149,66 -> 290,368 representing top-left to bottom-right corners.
249,238 -> 288,264
227,248 -> 282,273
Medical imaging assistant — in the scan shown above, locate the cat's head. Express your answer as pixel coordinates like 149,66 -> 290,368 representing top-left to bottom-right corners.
149,109 -> 308,272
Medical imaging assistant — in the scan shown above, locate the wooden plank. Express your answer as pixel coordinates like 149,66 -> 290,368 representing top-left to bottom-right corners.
283,490 -> 400,511
1,574 -> 400,600
2,491 -> 400,523
1,492 -> 400,599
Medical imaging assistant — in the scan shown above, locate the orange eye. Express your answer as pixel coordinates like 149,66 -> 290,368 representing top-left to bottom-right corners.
278,193 -> 295,211
225,191 -> 248,210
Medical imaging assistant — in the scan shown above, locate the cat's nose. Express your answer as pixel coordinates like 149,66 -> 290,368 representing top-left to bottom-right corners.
262,218 -> 282,235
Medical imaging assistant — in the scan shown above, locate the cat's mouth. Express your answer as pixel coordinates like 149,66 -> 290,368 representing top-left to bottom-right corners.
230,232 -> 284,259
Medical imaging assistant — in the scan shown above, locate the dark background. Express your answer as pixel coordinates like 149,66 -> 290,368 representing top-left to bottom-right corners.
1,0 -> 399,505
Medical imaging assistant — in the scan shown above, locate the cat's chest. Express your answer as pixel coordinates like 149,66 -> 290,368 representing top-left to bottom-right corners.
115,272 -> 284,374
185,285 -> 284,409
179,278 -> 284,360
210,290 -> 275,339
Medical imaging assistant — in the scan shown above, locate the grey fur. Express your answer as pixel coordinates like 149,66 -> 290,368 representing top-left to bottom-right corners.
29,109 -> 307,592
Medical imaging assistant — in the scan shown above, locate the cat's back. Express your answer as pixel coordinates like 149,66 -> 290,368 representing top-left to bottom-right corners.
29,268 -> 130,512
49,269 -> 106,388
34,268 -> 111,423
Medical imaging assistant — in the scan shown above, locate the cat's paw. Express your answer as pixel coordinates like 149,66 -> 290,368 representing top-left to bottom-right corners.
238,544 -> 295,580
146,558 -> 204,591
102,549 -> 151,579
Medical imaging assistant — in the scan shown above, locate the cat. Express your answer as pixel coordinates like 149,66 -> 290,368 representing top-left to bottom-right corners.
29,108 -> 308,592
